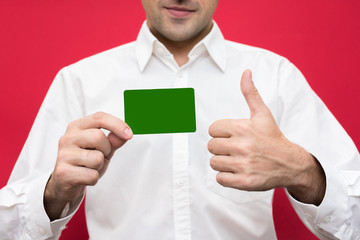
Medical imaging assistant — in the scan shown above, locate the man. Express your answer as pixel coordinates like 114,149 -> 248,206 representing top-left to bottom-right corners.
0,0 -> 359,239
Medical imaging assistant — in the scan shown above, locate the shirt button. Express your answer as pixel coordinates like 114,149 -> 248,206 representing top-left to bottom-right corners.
323,216 -> 331,223
177,71 -> 183,78
176,179 -> 185,186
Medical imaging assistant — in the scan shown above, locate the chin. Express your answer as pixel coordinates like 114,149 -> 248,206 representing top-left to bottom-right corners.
163,26 -> 199,42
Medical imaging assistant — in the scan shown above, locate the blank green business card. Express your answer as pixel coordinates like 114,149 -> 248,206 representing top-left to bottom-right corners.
124,88 -> 196,134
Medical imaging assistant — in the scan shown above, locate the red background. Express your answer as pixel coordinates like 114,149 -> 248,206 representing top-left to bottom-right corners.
1,1 -> 359,239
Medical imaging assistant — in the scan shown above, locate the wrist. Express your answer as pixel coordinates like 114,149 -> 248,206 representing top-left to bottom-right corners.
286,145 -> 326,206
43,174 -> 68,221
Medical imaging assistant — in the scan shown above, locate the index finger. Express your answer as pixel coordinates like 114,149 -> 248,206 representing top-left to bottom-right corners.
67,112 -> 133,140
209,119 -> 235,138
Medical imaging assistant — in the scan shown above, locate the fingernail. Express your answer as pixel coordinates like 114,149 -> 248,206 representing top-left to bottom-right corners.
124,127 -> 133,138
246,70 -> 252,80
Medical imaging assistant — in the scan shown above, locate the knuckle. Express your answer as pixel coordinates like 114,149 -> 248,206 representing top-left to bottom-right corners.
252,86 -> 259,95
54,165 -> 68,180
231,140 -> 243,154
92,151 -> 104,169
57,149 -> 72,163
244,141 -> 257,156
88,170 -> 100,186
91,129 -> 106,144
231,140 -> 254,156
232,159 -> 243,171
240,155 -> 252,170
67,120 -> 78,131
93,111 -> 106,122
58,135 -> 70,148
234,120 -> 251,135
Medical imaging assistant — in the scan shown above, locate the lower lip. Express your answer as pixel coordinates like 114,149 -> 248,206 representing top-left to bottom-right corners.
166,8 -> 193,18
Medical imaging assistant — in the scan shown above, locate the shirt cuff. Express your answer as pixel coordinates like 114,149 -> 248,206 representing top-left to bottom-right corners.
50,194 -> 84,238
23,170 -> 84,239
286,160 -> 352,239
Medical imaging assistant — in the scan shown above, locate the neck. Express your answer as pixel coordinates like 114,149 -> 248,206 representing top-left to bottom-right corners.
152,22 -> 213,67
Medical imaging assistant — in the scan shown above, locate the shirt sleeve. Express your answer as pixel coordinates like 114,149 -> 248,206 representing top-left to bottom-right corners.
0,67 -> 85,239
276,59 -> 360,239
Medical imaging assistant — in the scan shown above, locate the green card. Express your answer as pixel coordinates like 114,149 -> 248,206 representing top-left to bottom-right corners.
124,88 -> 196,134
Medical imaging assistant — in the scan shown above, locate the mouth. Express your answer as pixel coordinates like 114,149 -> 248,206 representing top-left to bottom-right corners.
164,6 -> 196,18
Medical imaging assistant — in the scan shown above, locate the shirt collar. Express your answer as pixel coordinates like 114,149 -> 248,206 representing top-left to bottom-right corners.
200,21 -> 226,72
135,21 -> 157,72
135,20 -> 226,72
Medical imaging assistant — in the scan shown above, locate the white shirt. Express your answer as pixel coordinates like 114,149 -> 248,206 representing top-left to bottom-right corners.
1,21 -> 359,240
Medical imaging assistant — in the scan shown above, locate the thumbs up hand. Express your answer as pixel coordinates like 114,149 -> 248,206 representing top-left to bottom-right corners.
208,70 -> 326,205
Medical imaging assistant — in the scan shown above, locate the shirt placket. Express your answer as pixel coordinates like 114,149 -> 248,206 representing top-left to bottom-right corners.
172,68 -> 191,240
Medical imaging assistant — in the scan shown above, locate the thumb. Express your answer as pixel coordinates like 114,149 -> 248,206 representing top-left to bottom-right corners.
240,70 -> 268,118
106,129 -> 132,159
